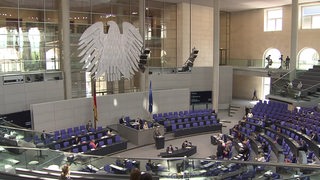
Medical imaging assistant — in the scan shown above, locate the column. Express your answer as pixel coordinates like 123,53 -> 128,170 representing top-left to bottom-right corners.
213,0 -> 220,112
139,0 -> 146,91
59,0 -> 72,99
290,0 -> 298,80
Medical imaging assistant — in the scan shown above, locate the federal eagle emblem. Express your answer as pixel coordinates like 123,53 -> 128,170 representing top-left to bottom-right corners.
78,21 -> 143,81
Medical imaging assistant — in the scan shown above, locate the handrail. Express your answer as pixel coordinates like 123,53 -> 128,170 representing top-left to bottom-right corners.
272,69 -> 295,85
299,82 -> 320,93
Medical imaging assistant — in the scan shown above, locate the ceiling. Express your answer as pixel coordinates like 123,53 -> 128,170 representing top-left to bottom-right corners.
166,0 -> 320,12
0,0 -> 318,12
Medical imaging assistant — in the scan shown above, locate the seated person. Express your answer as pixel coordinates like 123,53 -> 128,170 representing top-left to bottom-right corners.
143,121 -> 149,130
146,159 -> 156,171
106,129 -> 113,136
182,140 -> 189,149
119,116 -> 126,125
299,139 -> 308,152
261,142 -> 269,154
89,139 -> 98,149
166,144 -> 174,153
311,132 -> 318,142
255,152 -> 266,162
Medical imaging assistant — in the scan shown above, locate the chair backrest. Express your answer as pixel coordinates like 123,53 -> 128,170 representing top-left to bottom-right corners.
81,145 -> 88,152
186,124 -> 190,128
97,133 -> 103,139
63,141 -> 69,148
107,138 -> 113,145
171,124 -> 177,131
89,135 -> 95,140
115,135 -> 121,142
99,141 -> 104,147
72,148 -> 79,153
54,144 -> 60,150
104,164 -> 112,173
193,122 -> 198,127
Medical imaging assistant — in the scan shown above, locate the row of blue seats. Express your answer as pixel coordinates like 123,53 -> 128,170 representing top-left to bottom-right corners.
162,116 -> 217,126
170,119 -> 218,131
153,109 -> 214,120
70,135 -> 121,153
53,125 -> 104,140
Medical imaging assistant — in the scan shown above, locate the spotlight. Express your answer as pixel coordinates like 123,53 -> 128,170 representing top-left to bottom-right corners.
179,47 -> 199,72
139,47 -> 151,72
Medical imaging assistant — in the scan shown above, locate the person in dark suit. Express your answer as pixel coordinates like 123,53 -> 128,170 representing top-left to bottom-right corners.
40,130 -> 47,142
119,116 -> 126,125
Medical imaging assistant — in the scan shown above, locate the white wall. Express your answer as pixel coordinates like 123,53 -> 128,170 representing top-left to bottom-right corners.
0,77 -> 64,114
31,88 -> 189,132
149,66 -> 233,109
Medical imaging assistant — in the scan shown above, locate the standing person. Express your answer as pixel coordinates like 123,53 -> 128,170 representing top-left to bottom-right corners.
252,89 -> 258,100
153,127 -> 161,139
279,54 -> 283,69
86,120 -> 92,131
265,55 -> 272,68
297,81 -> 303,90
285,56 -> 290,69
40,130 -> 47,142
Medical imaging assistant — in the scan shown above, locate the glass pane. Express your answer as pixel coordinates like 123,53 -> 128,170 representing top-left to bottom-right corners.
267,19 -> 275,31
302,5 -> 320,16
312,15 -> 320,28
302,16 -> 312,29
275,19 -> 282,31
268,9 -> 282,19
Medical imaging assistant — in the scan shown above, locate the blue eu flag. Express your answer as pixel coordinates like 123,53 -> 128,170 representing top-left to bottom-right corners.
148,81 -> 153,113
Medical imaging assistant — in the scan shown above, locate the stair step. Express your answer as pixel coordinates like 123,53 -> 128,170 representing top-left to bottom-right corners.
230,105 -> 241,109
229,112 -> 236,114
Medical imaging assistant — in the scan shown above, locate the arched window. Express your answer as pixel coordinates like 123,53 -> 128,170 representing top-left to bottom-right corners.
297,48 -> 319,70
263,48 -> 282,69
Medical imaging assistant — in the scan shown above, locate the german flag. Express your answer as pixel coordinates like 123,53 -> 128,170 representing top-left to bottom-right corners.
91,77 -> 98,128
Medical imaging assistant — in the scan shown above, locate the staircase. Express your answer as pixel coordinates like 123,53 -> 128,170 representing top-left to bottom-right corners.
229,104 -> 241,117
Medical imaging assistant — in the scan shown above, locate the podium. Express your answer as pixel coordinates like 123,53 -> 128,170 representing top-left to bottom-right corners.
155,136 -> 165,149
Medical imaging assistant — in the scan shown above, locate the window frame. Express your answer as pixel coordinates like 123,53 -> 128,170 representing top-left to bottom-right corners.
264,8 -> 283,32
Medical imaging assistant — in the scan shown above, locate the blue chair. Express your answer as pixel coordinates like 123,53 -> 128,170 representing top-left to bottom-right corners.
72,148 -> 79,153
193,122 -> 198,127
63,141 -> 69,148
81,145 -> 88,152
67,128 -> 73,136
89,135 -> 95,140
107,138 -> 113,145
60,129 -> 67,135
97,133 -> 103,139
104,164 -> 113,173
115,135 -> 121,142
99,141 -> 104,147
81,137 -> 87,142
171,124 -> 177,131
97,126 -> 103,131
54,144 -> 61,150
186,124 -> 190,128
199,121 -> 204,126
178,124 -> 183,129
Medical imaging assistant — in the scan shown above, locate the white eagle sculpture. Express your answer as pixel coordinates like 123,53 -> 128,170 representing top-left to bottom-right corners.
78,21 -> 143,81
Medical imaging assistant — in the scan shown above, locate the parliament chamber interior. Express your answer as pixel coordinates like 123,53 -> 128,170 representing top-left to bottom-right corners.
1,0 -> 320,179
